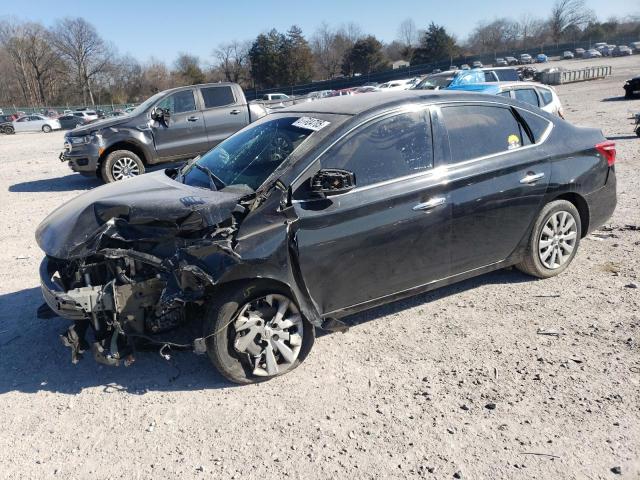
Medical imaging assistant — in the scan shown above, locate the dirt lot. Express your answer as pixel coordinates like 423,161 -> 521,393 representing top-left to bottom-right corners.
0,55 -> 639,480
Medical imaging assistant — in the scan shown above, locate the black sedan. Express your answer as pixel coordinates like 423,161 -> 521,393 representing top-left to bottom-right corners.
57,114 -> 86,130
36,91 -> 617,383
624,76 -> 640,99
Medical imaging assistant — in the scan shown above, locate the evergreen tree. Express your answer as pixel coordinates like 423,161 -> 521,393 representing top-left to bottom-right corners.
411,23 -> 459,65
341,35 -> 388,76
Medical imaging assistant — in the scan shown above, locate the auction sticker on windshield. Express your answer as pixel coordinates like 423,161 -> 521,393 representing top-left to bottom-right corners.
292,117 -> 331,131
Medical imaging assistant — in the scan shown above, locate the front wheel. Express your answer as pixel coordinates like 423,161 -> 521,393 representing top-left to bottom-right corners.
100,150 -> 145,183
204,283 -> 315,384
516,200 -> 581,279
42,125 -> 52,133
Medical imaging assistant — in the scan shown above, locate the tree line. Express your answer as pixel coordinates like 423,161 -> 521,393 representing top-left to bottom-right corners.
1,0 -> 639,107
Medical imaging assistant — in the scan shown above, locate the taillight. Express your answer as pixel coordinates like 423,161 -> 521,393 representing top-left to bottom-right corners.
595,140 -> 616,166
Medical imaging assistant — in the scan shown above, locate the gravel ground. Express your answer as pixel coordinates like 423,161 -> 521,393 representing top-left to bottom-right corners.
0,55 -> 639,480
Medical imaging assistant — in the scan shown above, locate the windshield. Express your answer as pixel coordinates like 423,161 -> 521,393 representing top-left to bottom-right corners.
128,91 -> 166,116
182,116 -> 314,191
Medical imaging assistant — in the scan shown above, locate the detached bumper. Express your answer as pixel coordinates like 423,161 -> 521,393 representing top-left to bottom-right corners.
59,142 -> 100,176
39,257 -> 86,321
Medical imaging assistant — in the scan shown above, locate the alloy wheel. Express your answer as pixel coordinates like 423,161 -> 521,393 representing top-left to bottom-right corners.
538,210 -> 578,269
111,157 -> 140,180
233,294 -> 304,377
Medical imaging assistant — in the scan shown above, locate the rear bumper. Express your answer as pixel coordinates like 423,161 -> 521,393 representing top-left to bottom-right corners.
39,257 -> 86,321
585,167 -> 617,234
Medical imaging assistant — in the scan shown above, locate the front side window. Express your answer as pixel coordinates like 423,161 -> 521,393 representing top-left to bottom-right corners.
157,90 -> 196,114
323,110 -> 433,187
182,116 -> 314,190
441,104 -> 526,163
201,86 -> 235,108
514,88 -> 539,107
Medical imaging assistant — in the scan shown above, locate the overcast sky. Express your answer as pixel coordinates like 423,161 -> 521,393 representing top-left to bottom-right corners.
2,0 -> 638,64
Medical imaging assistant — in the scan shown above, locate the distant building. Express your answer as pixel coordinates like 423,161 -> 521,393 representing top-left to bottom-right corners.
392,60 -> 410,70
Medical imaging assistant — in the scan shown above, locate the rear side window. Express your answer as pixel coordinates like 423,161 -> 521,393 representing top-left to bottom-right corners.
515,108 -> 552,143
441,105 -> 526,163
324,110 -> 433,187
538,88 -> 553,106
201,86 -> 235,108
514,89 -> 539,107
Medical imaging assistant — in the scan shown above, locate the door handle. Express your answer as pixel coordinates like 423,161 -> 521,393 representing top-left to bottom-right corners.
187,116 -> 199,122
520,172 -> 545,184
230,109 -> 241,115
413,197 -> 446,211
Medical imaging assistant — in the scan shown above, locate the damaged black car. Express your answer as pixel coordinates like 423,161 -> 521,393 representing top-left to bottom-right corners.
37,91 -> 617,383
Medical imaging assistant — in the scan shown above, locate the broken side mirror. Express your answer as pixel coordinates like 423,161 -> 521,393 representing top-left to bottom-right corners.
310,169 -> 356,196
151,107 -> 170,126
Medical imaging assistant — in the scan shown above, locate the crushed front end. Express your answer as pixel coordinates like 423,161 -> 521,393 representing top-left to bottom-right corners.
35,170 -> 251,366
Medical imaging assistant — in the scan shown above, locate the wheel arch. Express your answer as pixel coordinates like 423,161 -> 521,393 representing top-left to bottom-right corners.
551,192 -> 589,237
98,141 -> 149,169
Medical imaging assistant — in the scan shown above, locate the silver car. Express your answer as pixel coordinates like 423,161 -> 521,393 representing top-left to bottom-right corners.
13,115 -> 61,133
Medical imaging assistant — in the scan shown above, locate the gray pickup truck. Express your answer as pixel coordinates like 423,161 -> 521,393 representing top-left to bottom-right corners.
60,83 -> 267,182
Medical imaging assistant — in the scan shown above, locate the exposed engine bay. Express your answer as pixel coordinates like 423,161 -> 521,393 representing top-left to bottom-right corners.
36,167 -> 265,366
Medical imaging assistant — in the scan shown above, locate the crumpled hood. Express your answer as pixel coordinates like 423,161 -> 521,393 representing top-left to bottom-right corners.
36,170 -> 249,259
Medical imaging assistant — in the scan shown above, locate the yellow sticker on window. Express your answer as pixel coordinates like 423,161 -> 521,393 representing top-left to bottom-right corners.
507,134 -> 521,150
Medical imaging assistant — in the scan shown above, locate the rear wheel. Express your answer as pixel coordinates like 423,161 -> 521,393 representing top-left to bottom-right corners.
42,125 -> 52,133
204,282 -> 315,384
516,200 -> 581,279
100,150 -> 145,183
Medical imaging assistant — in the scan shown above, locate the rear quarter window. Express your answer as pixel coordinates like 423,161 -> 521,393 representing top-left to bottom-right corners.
538,88 -> 554,106
515,108 -> 552,143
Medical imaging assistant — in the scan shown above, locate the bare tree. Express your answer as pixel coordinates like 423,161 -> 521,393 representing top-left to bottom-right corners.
213,40 -> 250,83
549,0 -> 595,43
22,23 -> 62,105
398,18 -> 418,47
52,17 -> 113,105
311,22 -> 352,79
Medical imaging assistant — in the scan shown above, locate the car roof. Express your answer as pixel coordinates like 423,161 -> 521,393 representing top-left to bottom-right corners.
278,90 -> 519,116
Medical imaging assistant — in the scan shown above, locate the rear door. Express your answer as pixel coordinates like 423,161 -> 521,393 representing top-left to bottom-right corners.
436,103 -> 552,274
152,88 -> 207,160
293,108 -> 452,315
199,85 -> 248,147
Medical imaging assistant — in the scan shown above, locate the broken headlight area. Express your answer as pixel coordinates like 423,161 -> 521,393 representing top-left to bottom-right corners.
40,219 -> 242,367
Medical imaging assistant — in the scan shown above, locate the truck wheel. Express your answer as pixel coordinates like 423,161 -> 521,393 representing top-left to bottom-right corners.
100,150 -> 145,183
516,200 -> 581,279
203,282 -> 315,384
42,125 -> 52,133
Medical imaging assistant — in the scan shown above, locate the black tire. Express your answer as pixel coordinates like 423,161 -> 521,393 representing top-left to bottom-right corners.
516,200 -> 582,279
203,282 -> 315,384
100,150 -> 145,183
42,124 -> 52,133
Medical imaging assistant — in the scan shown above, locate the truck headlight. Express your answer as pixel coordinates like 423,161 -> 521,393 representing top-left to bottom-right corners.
68,135 -> 91,145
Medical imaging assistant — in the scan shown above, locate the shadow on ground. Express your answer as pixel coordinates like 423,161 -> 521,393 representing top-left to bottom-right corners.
0,269 -> 533,395
9,174 -> 101,193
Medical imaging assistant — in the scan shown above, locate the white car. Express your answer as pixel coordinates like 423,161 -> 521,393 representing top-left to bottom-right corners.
12,115 -> 62,133
453,82 -> 565,118
71,110 -> 98,122
262,93 -> 289,101
496,82 -> 564,117
378,79 -> 413,91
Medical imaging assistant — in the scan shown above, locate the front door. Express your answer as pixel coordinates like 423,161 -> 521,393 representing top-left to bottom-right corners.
292,108 -> 452,316
436,103 -> 551,273
152,88 -> 207,160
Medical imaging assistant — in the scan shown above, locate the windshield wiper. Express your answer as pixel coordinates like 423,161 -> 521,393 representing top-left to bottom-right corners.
193,163 -> 226,191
